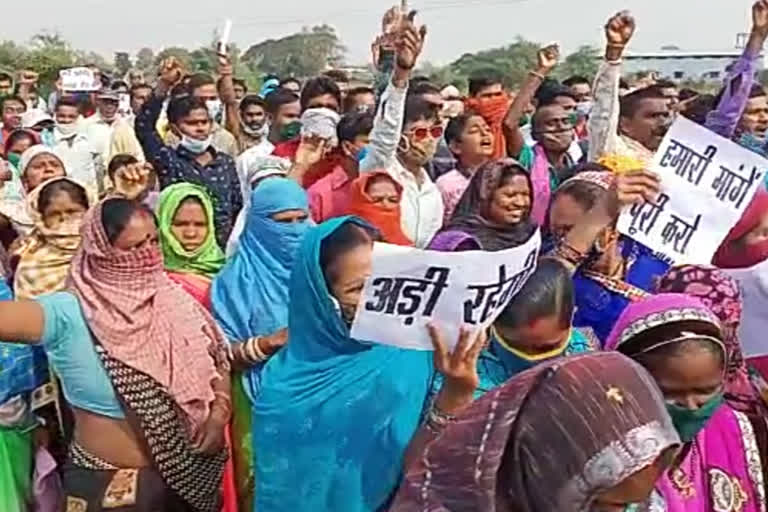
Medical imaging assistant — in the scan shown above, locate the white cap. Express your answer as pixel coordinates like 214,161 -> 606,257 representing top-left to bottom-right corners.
20,109 -> 54,129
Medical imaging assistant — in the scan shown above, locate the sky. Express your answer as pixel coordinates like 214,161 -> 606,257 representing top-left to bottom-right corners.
4,0 -> 756,66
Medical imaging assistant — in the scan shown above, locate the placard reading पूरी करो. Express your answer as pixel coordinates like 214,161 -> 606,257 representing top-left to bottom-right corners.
617,116 -> 767,265
350,231 -> 541,351
59,67 -> 101,92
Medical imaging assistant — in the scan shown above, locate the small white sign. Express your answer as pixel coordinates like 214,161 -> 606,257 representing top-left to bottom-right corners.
350,231 -> 541,350
60,67 -> 100,92
617,116 -> 767,265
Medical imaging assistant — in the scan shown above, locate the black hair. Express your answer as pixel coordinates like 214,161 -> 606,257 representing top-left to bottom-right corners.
239,94 -> 266,114
129,83 -> 152,99
280,77 -> 302,89
620,320 -> 725,373
265,89 -> 299,116
1,95 -> 26,112
619,86 -> 666,118
337,112 -> 374,143
101,197 -> 154,245
167,95 -> 208,124
38,179 -> 89,214
681,94 -> 715,126
410,81 -> 442,97
111,80 -> 129,91
495,258 -> 574,330
0,72 -> 12,83
468,69 -> 504,96
300,76 -> 342,111
55,96 -> 79,112
619,78 -> 630,90
232,78 -> 248,92
537,82 -> 577,107
750,84 -> 766,98
343,86 -> 375,112
563,75 -> 590,88
107,153 -> 139,180
653,79 -> 676,90
403,95 -> 439,125
323,69 -> 349,84
319,222 -> 381,288
445,112 -> 481,147
187,73 -> 215,93
678,88 -> 699,102
4,129 -> 36,156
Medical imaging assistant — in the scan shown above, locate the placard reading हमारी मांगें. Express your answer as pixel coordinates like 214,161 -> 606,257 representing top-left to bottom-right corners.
350,231 -> 541,351
617,116 -> 766,265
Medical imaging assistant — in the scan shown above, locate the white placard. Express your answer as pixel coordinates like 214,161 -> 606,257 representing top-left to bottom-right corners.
350,231 -> 541,350
60,67 -> 100,92
617,116 -> 767,265
117,93 -> 132,119
219,19 -> 232,54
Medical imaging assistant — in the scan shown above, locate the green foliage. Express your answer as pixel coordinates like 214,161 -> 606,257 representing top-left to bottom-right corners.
555,45 -> 600,81
114,52 -> 133,78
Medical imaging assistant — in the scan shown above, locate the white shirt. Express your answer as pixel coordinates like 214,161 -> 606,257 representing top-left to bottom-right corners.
360,81 -> 444,248
50,130 -> 102,196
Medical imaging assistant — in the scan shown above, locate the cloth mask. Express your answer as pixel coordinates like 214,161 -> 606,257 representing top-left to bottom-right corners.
55,123 -> 78,138
179,134 -> 213,155
576,101 -> 593,118
241,119 -> 268,137
399,134 -> 438,167
491,326 -> 570,374
665,392 -> 724,443
206,99 -> 223,123
279,121 -> 302,141
7,152 -> 21,169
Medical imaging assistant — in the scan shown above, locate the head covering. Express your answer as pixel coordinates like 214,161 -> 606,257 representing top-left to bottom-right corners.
558,170 -> 615,192
259,78 -> 280,98
445,159 -> 536,251
211,176 -> 309,400
157,183 -> 225,278
391,352 -> 679,511
13,177 -> 94,299
712,188 -> 768,269
655,265 -> 762,412
252,217 -> 434,511
300,107 -> 341,147
428,230 -> 482,252
465,92 -> 510,159
604,293 -> 723,353
225,156 -> 291,257
18,145 -> 65,185
345,171 -> 412,246
68,199 -> 229,431
20,110 -> 53,130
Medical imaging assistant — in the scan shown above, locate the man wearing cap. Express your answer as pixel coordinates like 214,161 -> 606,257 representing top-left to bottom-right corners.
82,87 -> 142,169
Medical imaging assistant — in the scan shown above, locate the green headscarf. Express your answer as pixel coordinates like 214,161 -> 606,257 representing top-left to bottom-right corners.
157,183 -> 226,277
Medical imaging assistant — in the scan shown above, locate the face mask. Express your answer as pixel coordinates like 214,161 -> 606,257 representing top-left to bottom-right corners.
665,392 -> 724,443
279,120 -> 302,141
576,101 -> 593,118
356,145 -> 369,163
206,99 -> 223,123
519,114 -> 531,128
179,134 -> 213,155
241,119 -> 267,137
7,152 -> 21,169
491,326 -> 570,374
534,127 -> 574,151
55,123 -> 78,138
737,132 -> 767,155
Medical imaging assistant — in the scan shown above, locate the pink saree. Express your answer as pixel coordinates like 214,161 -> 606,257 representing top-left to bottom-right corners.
656,404 -> 766,512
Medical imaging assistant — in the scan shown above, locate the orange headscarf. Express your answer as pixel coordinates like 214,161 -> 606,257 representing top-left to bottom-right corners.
346,172 -> 413,246
464,93 -> 510,159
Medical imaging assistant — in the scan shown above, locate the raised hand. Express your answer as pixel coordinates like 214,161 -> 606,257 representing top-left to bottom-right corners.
395,2 -> 427,71
537,44 -> 560,74
295,134 -> 327,169
753,0 -> 768,37
217,53 -> 233,77
430,323 -> 484,410
18,70 -> 39,86
113,162 -> 153,200
604,11 -> 636,47
615,169 -> 661,207
158,57 -> 184,87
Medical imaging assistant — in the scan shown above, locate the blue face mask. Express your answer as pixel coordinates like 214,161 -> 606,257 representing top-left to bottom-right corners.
356,145 -> 369,162
179,134 -> 212,155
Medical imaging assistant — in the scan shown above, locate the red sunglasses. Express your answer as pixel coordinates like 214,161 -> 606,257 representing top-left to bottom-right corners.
409,124 -> 444,141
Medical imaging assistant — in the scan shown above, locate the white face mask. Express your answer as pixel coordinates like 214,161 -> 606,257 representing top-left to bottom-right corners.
179,134 -> 213,155
55,123 -> 78,138
206,99 -> 223,123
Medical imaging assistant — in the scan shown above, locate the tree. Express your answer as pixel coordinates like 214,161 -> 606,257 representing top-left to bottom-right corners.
114,52 -> 133,78
135,47 -> 155,71
555,45 -> 599,81
241,24 -> 346,78
154,47 -> 193,72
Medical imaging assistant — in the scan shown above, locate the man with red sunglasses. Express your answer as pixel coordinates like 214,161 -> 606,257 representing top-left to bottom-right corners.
360,9 -> 445,248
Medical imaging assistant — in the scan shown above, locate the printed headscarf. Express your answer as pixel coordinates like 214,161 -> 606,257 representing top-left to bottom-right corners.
444,158 -> 536,251
67,198 -> 229,431
13,177 -> 94,299
345,171 -> 412,246
157,183 -> 225,278
390,352 -> 679,511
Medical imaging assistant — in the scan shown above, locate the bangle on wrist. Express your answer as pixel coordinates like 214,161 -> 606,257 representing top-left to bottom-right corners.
252,336 -> 268,361
243,338 -> 261,363
606,43 -> 626,49
529,70 -> 546,81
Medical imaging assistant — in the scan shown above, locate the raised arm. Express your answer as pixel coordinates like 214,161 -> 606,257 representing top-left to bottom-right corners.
0,300 -> 45,343
588,11 -> 636,162
217,54 -> 241,143
705,1 -> 768,138
503,44 -> 560,158
360,9 -> 426,173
